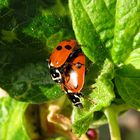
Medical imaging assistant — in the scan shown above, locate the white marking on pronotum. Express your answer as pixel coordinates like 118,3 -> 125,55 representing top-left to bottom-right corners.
51,69 -> 62,81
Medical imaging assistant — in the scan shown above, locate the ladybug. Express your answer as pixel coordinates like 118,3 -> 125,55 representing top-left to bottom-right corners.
48,40 -> 80,83
62,52 -> 86,108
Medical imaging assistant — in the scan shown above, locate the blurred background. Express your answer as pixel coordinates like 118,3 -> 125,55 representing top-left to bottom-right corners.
99,109 -> 140,140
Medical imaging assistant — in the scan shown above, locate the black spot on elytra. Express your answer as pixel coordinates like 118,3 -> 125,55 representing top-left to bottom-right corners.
65,45 -> 72,50
56,45 -> 62,50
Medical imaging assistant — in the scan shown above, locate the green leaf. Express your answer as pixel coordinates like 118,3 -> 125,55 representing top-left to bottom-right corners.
1,30 -> 17,43
104,0 -> 117,16
72,59 -> 115,136
0,0 -> 72,103
111,0 -> 140,64
0,62 -> 64,103
0,0 -> 74,50
115,48 -> 140,108
23,14 -> 74,47
0,96 -> 29,140
81,0 -> 115,49
69,0 -> 107,62
0,0 -> 8,8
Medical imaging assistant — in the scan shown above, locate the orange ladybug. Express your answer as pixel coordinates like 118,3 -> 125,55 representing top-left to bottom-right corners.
62,52 -> 86,108
48,40 -> 77,68
48,40 -> 79,83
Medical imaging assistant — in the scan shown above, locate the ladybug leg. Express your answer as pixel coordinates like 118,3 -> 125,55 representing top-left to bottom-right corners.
67,92 -> 83,109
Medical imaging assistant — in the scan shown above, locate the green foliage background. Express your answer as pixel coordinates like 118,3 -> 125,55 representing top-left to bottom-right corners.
0,0 -> 140,139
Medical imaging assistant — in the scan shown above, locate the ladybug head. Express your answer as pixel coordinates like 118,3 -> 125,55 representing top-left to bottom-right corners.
50,68 -> 63,83
67,93 -> 83,108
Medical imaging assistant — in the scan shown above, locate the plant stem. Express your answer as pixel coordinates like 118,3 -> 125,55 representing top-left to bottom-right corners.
104,106 -> 121,140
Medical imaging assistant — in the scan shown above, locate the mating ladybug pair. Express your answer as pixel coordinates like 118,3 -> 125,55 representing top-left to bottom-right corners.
48,40 -> 86,108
